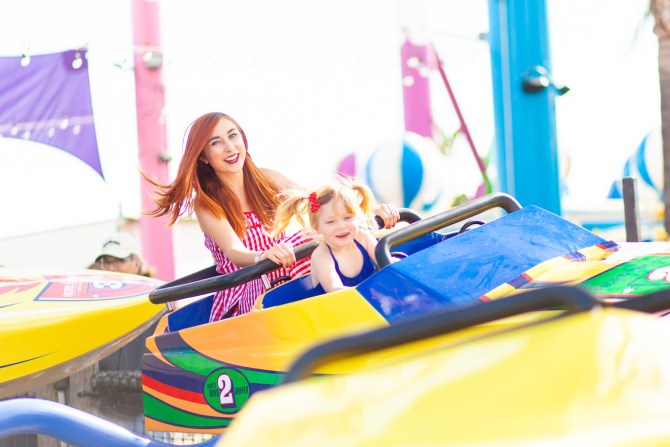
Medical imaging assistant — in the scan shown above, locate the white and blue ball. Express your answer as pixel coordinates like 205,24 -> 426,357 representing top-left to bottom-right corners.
363,132 -> 448,212
608,129 -> 663,201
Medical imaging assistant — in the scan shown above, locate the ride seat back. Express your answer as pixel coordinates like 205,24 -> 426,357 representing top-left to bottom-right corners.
261,274 -> 321,309
166,295 -> 214,332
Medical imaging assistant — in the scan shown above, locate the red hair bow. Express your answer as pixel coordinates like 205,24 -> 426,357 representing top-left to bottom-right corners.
308,192 -> 320,213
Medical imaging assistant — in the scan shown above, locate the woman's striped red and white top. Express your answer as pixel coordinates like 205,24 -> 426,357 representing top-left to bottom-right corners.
204,211 -> 312,322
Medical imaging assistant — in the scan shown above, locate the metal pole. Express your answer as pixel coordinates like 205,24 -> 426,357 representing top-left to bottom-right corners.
131,0 -> 175,280
487,0 -> 562,215
622,177 -> 641,242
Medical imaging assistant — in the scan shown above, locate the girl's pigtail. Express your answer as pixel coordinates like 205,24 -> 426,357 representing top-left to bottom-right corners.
350,180 -> 378,228
272,191 -> 310,237
350,181 -> 376,214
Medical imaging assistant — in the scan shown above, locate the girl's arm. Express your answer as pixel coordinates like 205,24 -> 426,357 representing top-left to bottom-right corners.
195,207 -> 296,267
311,244 -> 347,293
357,229 -> 380,265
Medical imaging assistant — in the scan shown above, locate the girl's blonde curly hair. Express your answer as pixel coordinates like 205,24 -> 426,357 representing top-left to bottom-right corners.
272,175 -> 377,236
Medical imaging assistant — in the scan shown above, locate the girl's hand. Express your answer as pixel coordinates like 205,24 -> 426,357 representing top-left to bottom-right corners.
374,203 -> 400,229
263,242 -> 297,267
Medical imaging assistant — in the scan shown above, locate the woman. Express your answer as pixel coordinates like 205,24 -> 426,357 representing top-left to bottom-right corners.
146,112 -> 399,321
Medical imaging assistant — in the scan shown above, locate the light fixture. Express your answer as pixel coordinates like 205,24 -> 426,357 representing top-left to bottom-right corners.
142,51 -> 163,69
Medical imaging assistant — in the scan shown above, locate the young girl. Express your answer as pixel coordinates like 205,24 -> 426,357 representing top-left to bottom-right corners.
273,176 -> 382,293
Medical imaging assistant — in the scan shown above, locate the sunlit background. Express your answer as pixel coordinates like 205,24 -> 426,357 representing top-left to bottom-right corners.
0,0 -> 659,272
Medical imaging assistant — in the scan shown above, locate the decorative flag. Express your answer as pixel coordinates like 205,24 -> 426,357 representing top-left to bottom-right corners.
0,49 -> 103,178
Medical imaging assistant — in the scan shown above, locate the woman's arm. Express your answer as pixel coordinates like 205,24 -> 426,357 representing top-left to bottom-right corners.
196,207 -> 257,266
373,203 -> 400,229
196,206 -> 297,267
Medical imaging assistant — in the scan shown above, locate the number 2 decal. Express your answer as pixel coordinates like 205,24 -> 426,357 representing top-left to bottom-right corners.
204,367 -> 250,414
218,373 -> 235,406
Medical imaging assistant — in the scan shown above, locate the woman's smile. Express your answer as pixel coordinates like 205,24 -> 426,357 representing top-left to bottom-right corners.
225,153 -> 240,164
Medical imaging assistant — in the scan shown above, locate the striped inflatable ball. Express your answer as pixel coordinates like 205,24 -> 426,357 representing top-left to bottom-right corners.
608,128 -> 663,201
363,132 -> 447,212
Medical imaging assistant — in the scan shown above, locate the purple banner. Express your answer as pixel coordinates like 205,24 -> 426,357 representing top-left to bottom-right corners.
0,49 -> 103,178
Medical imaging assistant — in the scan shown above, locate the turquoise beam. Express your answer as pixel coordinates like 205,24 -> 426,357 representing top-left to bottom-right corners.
487,0 -> 563,215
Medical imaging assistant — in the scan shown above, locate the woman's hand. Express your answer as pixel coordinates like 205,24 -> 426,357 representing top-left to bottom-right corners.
262,242 -> 297,267
374,203 -> 400,229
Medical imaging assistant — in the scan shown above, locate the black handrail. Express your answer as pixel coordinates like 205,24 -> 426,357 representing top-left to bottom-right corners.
149,209 -> 422,304
283,285 -> 599,383
149,241 -> 319,304
611,288 -> 670,313
375,192 -> 522,268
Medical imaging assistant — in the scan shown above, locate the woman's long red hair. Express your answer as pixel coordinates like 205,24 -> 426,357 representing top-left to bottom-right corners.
144,112 -> 283,237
